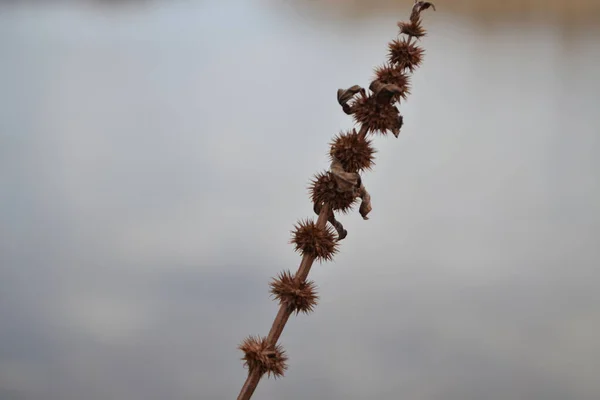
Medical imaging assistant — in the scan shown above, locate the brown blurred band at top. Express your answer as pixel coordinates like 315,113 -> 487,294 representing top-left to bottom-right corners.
288,0 -> 600,26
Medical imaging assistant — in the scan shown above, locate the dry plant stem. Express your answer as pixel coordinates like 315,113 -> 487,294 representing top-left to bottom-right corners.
357,124 -> 369,140
237,371 -> 260,400
236,3 -> 435,398
237,205 -> 331,400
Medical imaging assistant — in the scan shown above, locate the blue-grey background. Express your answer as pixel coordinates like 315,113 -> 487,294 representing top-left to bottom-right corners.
1,1 -> 599,399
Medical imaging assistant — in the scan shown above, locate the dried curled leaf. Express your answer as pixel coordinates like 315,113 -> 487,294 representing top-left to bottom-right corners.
330,157 -> 373,221
291,218 -> 338,261
239,336 -> 288,379
330,215 -> 348,240
411,1 -> 436,22
370,81 -> 404,106
356,184 -> 372,220
270,271 -> 319,315
337,85 -> 363,105
329,129 -> 376,173
388,38 -> 424,72
337,85 -> 364,115
373,63 -> 411,101
310,172 -> 358,214
329,157 -> 360,191
396,114 -> 404,138
350,91 -> 402,136
313,201 -> 348,241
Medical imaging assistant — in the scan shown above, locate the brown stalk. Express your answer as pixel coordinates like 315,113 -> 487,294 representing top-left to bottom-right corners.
237,205 -> 330,400
236,2 -> 435,398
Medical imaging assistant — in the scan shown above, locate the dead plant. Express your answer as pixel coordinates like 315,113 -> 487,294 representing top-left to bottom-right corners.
237,2 -> 435,398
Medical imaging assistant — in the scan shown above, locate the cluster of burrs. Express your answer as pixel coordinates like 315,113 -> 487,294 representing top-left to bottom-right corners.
237,2 -> 435,399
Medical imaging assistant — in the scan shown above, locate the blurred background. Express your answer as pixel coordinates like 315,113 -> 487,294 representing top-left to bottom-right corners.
1,0 -> 599,399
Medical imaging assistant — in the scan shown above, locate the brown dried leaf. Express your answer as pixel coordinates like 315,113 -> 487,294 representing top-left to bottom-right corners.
313,202 -> 348,241
393,114 -> 404,138
370,81 -> 404,106
329,216 -> 348,240
337,85 -> 364,114
356,184 -> 372,220
410,1 -> 436,22
330,157 -> 361,192
373,63 -> 411,100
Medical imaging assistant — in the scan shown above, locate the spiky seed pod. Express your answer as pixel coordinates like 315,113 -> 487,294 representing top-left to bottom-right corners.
398,18 -> 427,39
373,64 -> 411,101
350,92 -> 402,136
329,130 -> 376,173
239,335 -> 288,379
291,218 -> 338,261
270,270 -> 319,315
388,38 -> 424,72
310,172 -> 357,214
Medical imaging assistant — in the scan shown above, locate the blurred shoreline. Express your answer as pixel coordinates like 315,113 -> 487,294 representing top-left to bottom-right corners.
286,0 -> 600,28
1,0 -> 599,28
